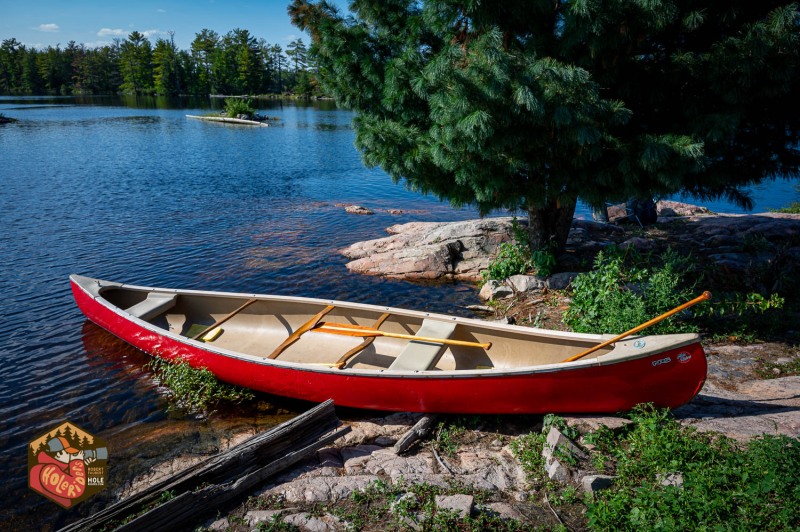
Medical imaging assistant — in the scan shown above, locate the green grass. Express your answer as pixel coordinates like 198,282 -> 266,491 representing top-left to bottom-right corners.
147,356 -> 254,416
328,477 -> 530,531
511,405 -> 800,530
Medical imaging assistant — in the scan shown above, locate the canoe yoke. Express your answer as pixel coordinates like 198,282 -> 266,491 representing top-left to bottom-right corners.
387,319 -> 458,371
125,292 -> 177,321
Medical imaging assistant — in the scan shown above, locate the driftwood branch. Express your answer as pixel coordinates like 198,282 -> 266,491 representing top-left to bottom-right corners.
60,400 -> 349,532
392,414 -> 438,455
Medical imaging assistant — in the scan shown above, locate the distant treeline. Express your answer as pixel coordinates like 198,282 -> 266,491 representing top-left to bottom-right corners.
0,29 -> 319,97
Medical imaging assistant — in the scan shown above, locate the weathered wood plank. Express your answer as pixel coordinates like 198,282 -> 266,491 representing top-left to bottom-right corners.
60,399 -> 348,532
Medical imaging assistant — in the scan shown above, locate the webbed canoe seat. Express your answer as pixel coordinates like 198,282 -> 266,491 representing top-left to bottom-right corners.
388,319 -> 457,371
125,292 -> 177,321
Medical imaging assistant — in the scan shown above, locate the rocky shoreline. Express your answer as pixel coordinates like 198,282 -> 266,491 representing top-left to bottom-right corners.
119,204 -> 800,530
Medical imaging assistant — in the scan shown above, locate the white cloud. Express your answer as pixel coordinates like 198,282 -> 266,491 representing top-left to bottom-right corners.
142,29 -> 166,39
98,28 -> 127,37
37,23 -> 60,33
157,8 -> 166,13
80,40 -> 112,49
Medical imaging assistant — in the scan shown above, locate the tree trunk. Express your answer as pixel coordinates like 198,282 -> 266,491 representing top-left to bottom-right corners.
526,196 -> 577,253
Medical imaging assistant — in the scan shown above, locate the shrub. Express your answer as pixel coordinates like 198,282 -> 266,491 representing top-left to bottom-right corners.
563,247 -> 698,334
224,97 -> 255,118
481,219 -> 556,284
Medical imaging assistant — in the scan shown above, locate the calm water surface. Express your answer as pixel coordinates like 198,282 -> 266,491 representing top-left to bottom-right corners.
1,96 -> 487,527
0,96 -> 797,527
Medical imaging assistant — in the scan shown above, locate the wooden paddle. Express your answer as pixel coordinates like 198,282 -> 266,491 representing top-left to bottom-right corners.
562,291 -> 712,363
312,322 -> 492,350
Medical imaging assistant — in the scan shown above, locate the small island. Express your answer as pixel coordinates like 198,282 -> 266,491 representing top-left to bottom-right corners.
187,97 -> 270,127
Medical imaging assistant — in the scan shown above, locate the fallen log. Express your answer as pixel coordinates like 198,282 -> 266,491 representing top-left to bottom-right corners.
393,414 -> 438,455
60,399 -> 349,532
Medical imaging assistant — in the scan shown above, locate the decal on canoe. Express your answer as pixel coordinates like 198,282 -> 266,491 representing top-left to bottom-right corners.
677,352 -> 692,363
633,340 -> 646,349
652,357 -> 672,367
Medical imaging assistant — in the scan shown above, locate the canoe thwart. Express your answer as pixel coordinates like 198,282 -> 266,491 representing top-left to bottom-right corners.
334,313 -> 391,369
267,305 -> 336,359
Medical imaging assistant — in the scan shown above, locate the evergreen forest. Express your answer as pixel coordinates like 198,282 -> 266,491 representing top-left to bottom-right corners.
0,30 -> 319,97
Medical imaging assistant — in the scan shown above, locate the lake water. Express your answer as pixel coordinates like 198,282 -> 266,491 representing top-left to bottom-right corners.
0,95 -> 797,527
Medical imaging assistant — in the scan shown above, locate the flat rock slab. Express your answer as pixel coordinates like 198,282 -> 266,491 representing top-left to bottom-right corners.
340,218 -> 516,281
676,376 -> 800,440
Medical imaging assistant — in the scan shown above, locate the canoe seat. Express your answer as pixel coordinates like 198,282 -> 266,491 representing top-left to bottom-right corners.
126,293 -> 177,321
388,319 -> 457,371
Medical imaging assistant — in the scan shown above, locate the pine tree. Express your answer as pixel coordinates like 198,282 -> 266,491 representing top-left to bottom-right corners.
191,29 -> 219,95
153,38 -> 178,95
119,31 -> 153,94
291,0 -> 800,252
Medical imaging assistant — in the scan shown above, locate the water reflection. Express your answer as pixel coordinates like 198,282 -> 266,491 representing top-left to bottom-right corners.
0,96 -> 486,528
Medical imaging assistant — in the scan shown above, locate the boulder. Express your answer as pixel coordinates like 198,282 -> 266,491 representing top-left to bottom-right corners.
344,205 -> 375,215
507,274 -> 546,292
581,474 -> 616,494
656,200 -> 713,217
542,427 -> 587,483
340,218 -> 517,281
435,494 -> 474,518
564,416 -> 632,434
478,280 -> 514,300
546,272 -> 579,290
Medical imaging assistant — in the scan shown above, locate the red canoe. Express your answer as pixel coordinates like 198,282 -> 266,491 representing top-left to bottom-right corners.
70,274 -> 707,414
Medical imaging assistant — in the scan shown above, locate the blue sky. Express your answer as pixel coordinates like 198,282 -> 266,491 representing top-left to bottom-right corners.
0,0 -> 323,50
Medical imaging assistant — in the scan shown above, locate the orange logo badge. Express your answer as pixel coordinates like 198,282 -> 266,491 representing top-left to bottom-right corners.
28,422 -> 108,508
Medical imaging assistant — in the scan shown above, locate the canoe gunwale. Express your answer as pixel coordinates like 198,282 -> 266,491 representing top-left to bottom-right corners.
70,274 -> 701,378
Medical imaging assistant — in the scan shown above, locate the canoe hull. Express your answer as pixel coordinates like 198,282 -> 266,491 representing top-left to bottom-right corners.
71,277 -> 707,414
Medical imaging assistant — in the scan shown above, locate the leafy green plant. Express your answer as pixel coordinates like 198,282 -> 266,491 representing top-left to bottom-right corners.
256,515 -> 299,531
563,247 -> 698,334
147,357 -> 254,415
224,97 -> 255,118
482,241 -> 531,284
481,219 -> 556,284
434,421 -> 466,458
530,248 -> 557,278
694,291 -> 784,318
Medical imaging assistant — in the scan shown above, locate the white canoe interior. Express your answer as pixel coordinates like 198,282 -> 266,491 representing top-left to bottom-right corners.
77,275 -> 699,373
